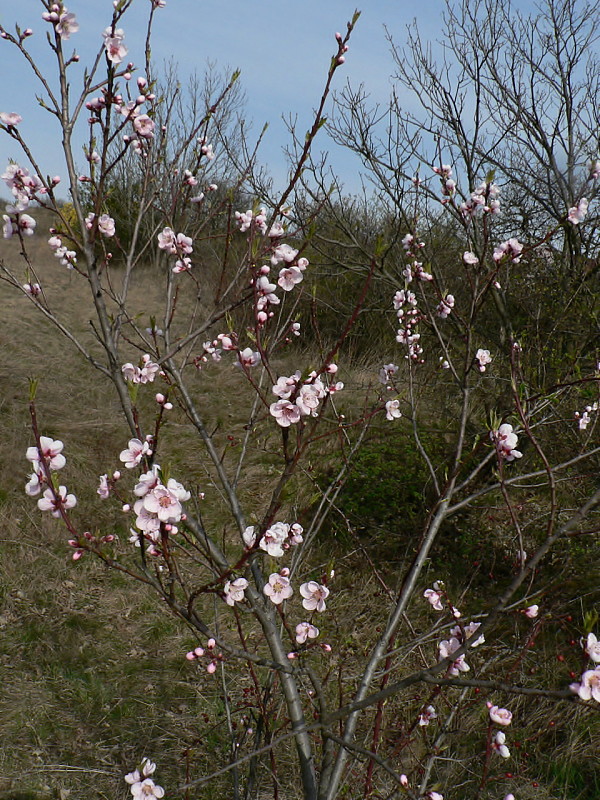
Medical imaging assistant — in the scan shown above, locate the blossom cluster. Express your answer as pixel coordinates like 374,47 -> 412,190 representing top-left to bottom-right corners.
42,5 -> 79,40
570,632 -> 600,702
269,368 -> 342,427
125,757 -> 164,800
575,401 -> 598,431
460,180 -> 501,218
126,464 -> 190,552
1,163 -> 48,239
25,436 -> 77,517
490,423 -> 522,462
48,233 -> 77,268
393,288 -> 424,361
122,354 -> 160,384
85,212 -> 115,237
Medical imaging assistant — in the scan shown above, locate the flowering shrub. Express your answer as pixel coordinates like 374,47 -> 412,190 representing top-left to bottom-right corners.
1,2 -> 600,799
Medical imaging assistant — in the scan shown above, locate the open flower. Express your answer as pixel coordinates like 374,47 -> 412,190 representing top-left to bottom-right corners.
585,633 -> 600,662
385,399 -> 402,420
259,522 -> 290,557
295,622 -> 319,644
570,668 -> 600,702
263,573 -> 293,605
488,704 -> 513,726
299,581 -> 330,612
424,588 -> 444,611
438,637 -> 470,675
418,705 -> 437,726
26,436 -> 66,471
119,438 -> 151,469
37,485 -> 76,517
224,577 -> 248,606
491,423 -> 522,462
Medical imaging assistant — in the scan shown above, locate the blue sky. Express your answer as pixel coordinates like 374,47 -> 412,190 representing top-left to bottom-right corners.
0,0 -> 453,197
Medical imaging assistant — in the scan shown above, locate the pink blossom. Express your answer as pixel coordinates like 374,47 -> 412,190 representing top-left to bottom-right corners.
256,275 -> 280,305
224,577 -> 249,606
158,228 -> 177,254
143,484 -> 183,523
0,112 -> 22,127
26,436 -> 66,471
438,637 -> 470,675
296,384 -> 322,416
450,621 -> 484,647
37,485 -> 77,517
379,363 -> 399,384
570,668 -> 600,702
25,472 -> 42,497
242,526 -> 256,548
263,573 -> 293,604
418,705 -> 437,726
134,114 -> 155,139
270,399 -> 301,427
385,399 -> 402,421
525,604 -> 539,618
103,28 -> 128,64
424,588 -> 443,611
278,266 -> 304,291
568,197 -> 588,225
273,373 -> 300,399
271,243 -> 298,265
97,474 -> 110,499
128,778 -> 164,800
475,348 -> 492,372
585,633 -> 600,663
436,294 -> 455,319
492,730 -> 510,758
259,522 -> 290,557
488,705 -> 513,726
491,423 -> 522,462
428,793 -> 444,800
125,758 -> 157,785
299,581 -> 330,612
55,10 -> 79,39
493,238 -> 523,263
237,348 -> 261,368
463,251 -> 479,266
119,438 -> 151,469
295,622 -> 319,644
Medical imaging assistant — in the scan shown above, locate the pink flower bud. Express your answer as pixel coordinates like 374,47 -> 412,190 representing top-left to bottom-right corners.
185,651 -> 196,660
400,775 -> 408,788
72,550 -> 83,560
206,661 -> 217,674
336,55 -> 345,65
124,72 -> 132,80
194,647 -> 204,657
122,504 -> 130,512
164,402 -> 173,410
155,393 -> 165,403
287,652 -> 297,660
113,471 -> 121,480
207,638 -> 216,649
